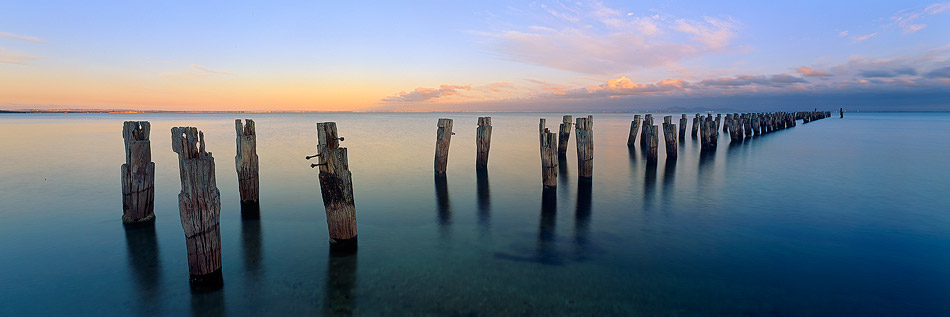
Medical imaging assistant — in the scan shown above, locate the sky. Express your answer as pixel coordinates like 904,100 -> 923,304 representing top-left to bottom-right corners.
1,0 -> 949,111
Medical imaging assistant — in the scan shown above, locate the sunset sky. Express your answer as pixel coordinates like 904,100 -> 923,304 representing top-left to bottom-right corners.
1,1 -> 949,111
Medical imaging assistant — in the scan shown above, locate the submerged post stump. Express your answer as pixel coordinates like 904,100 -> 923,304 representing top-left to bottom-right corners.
540,120 -> 557,189
234,119 -> 260,213
575,115 -> 594,178
434,119 -> 454,174
558,115 -> 572,156
679,114 -> 687,139
314,122 -> 357,253
171,127 -> 222,291
476,117 -> 492,167
121,121 -> 155,224
662,116 -> 677,160
627,114 -> 640,147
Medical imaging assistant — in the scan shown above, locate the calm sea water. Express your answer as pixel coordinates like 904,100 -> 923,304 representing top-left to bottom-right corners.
1,112 -> 949,315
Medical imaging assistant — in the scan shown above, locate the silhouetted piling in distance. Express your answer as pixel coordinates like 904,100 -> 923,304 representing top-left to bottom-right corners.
691,113 -> 700,137
171,126 -> 222,291
644,119 -> 659,163
558,115 -> 572,156
476,117 -> 492,167
235,119 -> 260,214
575,115 -> 594,178
313,122 -> 357,254
627,114 -> 640,147
540,120 -> 558,189
121,121 -> 155,224
662,116 -> 677,160
679,114 -> 687,139
840,107 -> 844,118
434,118 -> 453,174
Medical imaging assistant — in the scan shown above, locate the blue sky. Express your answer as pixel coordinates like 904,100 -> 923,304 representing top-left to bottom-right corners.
1,0 -> 948,111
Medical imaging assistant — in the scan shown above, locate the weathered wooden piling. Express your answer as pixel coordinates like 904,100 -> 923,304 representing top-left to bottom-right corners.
434,118 -> 453,174
313,122 -> 358,253
644,117 -> 659,163
234,119 -> 259,212
121,121 -> 155,224
575,115 -> 594,178
540,121 -> 558,189
679,114 -> 687,139
476,117 -> 492,167
700,116 -> 718,151
171,127 -> 222,291
729,114 -> 742,142
743,113 -> 753,138
691,113 -> 700,137
558,115 -> 572,156
640,114 -> 653,148
627,114 -> 641,147
662,116 -> 677,160
715,114 -> 722,131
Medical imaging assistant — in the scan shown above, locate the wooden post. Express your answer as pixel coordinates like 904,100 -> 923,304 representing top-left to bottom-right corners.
170,127 -> 222,291
679,114 -> 687,139
476,117 -> 492,168
434,118 -> 453,174
575,115 -> 594,178
313,122 -> 358,254
645,119 -> 659,163
840,107 -> 844,118
234,119 -> 260,214
723,113 -> 732,133
662,116 -> 677,160
691,114 -> 700,137
627,114 -> 640,147
121,121 -> 155,224
641,114 -> 653,147
716,114 -> 722,131
540,120 -> 557,189
557,115 -> 572,156
700,116 -> 718,151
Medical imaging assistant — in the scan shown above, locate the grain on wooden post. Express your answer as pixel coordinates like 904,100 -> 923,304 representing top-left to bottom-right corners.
314,122 -> 358,254
234,119 -> 260,216
627,114 -> 641,147
476,117 -> 492,168
575,115 -> 594,178
434,118 -> 454,174
558,115 -> 572,156
644,118 -> 659,163
121,121 -> 155,225
691,114 -> 700,137
641,114 -> 653,148
170,126 -> 222,291
700,116 -> 719,151
662,116 -> 677,160
539,122 -> 558,189
679,114 -> 687,139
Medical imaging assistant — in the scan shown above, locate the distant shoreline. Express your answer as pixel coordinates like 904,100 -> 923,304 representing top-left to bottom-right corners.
1,109 -> 947,114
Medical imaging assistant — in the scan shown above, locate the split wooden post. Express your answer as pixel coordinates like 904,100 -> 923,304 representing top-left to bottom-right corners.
575,115 -> 594,178
641,114 -> 653,148
691,114 -> 700,137
626,114 -> 640,147
679,114 -> 687,139
645,118 -> 659,163
540,119 -> 557,189
312,122 -> 358,253
476,117 -> 492,168
434,118 -> 454,174
557,115 -> 572,156
121,121 -> 155,224
662,116 -> 677,160
715,114 -> 722,131
234,119 -> 260,212
700,116 -> 718,151
743,113 -> 753,138
724,113 -> 732,133
171,127 -> 222,291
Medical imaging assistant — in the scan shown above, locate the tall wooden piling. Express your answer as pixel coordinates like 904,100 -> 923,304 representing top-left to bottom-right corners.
716,114 -> 722,131
627,115 -> 641,147
171,127 -> 222,291
434,118 -> 453,174
641,114 -> 653,147
724,113 -> 732,133
234,119 -> 259,212
644,118 -> 659,163
575,115 -> 594,178
476,117 -> 492,167
558,115 -> 572,156
314,122 -> 358,253
662,116 -> 677,160
691,114 -> 700,137
679,114 -> 687,139
540,121 -> 558,189
700,116 -> 718,151
121,121 -> 155,224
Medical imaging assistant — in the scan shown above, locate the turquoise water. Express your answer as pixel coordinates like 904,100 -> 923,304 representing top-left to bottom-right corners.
1,112 -> 948,315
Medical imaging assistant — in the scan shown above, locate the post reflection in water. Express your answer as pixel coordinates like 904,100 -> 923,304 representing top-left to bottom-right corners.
573,179 -> 592,261
536,188 -> 560,265
475,167 -> 491,235
241,216 -> 263,282
190,288 -> 226,317
661,158 -> 676,205
643,161 -> 658,211
434,173 -> 451,236
557,154 -> 570,190
123,223 -> 162,315
324,252 -> 358,316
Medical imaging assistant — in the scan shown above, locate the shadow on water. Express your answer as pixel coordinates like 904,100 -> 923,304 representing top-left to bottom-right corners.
190,288 -> 226,317
573,178 -> 592,261
475,167 -> 491,235
643,161 -> 658,212
124,222 -> 162,315
434,173 -> 451,237
661,158 -> 676,206
536,188 -> 561,265
557,154 -> 570,191
325,252 -> 358,316
241,215 -> 263,283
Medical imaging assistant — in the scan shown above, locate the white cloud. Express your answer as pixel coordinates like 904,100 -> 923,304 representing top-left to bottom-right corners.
0,31 -> 46,43
0,47 -> 41,64
887,2 -> 950,33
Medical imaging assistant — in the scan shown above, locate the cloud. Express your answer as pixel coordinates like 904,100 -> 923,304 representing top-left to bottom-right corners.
577,76 -> 689,96
851,33 -> 877,43
700,74 -> 805,87
482,81 -> 515,92
887,3 -> 950,33
382,84 -> 472,103
481,1 -> 740,74
0,47 -> 41,64
160,64 -> 234,78
860,67 -> 917,78
923,67 -> 950,78
796,66 -> 832,77
839,30 -> 849,36
0,31 -> 46,43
